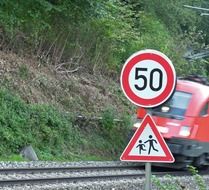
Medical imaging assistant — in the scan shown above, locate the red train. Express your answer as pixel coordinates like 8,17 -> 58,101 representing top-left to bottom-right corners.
132,75 -> 209,169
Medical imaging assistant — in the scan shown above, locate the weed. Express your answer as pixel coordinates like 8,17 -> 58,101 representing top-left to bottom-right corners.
188,165 -> 206,190
18,64 -> 29,79
152,175 -> 184,190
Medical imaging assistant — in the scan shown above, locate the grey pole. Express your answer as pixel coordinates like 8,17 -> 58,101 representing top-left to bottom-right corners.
145,162 -> 152,190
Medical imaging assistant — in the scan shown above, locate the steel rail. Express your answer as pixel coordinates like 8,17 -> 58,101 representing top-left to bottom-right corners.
0,165 -> 141,174
0,171 -> 190,186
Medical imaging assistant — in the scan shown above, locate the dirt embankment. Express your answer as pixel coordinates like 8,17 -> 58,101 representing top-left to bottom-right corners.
0,51 -> 134,116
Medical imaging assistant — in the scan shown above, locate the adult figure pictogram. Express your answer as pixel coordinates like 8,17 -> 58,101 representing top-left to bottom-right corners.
136,140 -> 146,154
145,135 -> 158,154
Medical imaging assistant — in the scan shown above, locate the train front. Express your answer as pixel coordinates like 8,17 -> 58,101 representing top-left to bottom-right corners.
132,78 -> 209,169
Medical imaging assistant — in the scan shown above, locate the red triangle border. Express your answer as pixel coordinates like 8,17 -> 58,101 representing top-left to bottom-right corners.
120,114 -> 175,163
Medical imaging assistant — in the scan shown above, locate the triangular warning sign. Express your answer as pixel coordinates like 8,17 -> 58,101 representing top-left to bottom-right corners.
120,114 -> 175,163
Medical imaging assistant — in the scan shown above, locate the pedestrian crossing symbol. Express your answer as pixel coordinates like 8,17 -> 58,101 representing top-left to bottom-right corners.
120,114 -> 175,162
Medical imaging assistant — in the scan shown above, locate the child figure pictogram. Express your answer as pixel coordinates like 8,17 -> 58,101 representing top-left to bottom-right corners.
144,135 -> 158,154
136,140 -> 146,154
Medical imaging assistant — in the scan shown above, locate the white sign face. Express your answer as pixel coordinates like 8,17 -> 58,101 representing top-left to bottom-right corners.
129,124 -> 166,157
120,49 -> 176,108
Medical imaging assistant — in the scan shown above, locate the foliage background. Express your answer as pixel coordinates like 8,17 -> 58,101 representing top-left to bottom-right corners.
0,0 -> 208,77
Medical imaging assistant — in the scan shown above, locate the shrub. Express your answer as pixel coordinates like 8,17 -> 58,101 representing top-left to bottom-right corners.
0,88 -> 74,157
100,107 -> 116,132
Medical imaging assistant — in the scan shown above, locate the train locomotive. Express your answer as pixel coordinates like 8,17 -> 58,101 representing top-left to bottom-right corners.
132,75 -> 209,169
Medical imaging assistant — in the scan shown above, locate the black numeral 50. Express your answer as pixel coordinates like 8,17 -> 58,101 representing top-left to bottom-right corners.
135,67 -> 163,91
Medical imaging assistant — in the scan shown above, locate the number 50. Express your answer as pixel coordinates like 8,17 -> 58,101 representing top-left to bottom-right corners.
134,67 -> 163,91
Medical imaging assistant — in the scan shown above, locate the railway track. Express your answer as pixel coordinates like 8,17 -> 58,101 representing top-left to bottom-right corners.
0,165 -> 193,187
0,165 -> 140,174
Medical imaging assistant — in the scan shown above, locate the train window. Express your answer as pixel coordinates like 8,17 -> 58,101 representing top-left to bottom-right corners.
151,91 -> 192,119
200,102 -> 209,116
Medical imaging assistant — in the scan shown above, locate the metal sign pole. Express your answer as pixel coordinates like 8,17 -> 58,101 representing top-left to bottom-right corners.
145,162 -> 151,190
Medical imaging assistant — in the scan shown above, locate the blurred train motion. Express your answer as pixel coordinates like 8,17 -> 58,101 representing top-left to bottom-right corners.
132,75 -> 209,169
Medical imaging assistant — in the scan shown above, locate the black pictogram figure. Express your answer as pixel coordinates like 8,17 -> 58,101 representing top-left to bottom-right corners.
136,140 -> 146,154
144,135 -> 158,154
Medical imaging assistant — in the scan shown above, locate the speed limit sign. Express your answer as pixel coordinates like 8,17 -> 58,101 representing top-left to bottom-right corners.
120,49 -> 176,108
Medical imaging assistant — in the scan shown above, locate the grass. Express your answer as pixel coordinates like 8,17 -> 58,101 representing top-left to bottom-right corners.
0,154 -> 26,162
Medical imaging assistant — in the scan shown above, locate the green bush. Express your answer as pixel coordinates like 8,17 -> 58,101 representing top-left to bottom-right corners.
0,88 -> 73,157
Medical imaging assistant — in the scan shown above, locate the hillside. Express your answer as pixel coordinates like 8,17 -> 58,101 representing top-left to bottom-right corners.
0,51 -> 133,115
0,50 -> 133,161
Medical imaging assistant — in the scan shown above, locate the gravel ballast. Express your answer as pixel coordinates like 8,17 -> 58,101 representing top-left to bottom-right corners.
0,161 -> 208,190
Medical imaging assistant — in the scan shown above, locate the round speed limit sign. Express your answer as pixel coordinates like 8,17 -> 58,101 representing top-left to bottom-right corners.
120,49 -> 176,108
